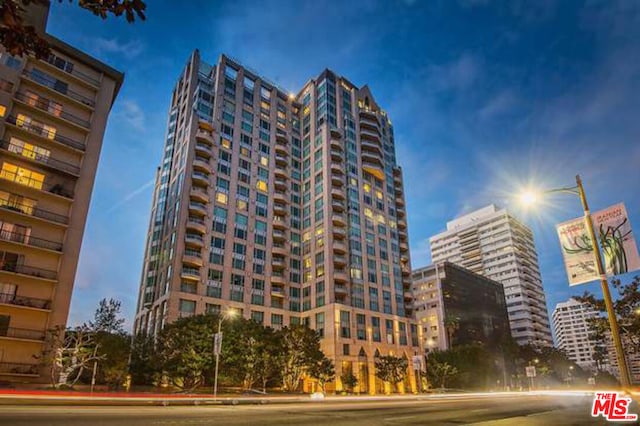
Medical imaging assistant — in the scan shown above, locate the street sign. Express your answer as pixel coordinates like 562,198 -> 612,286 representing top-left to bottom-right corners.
214,332 -> 223,355
525,366 -> 536,378
412,355 -> 424,371
588,377 -> 596,385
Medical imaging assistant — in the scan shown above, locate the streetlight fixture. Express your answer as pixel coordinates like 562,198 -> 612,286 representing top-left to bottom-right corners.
213,308 -> 237,398
519,174 -> 631,388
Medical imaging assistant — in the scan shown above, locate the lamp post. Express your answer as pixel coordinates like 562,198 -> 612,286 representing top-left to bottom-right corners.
520,174 -> 631,387
213,309 -> 236,398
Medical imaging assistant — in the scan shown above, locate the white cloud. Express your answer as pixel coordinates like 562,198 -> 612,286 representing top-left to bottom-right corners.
90,37 -> 144,59
114,99 -> 145,132
477,90 -> 518,120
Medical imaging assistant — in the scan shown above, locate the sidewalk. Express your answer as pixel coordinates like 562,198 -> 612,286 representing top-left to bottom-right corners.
0,389 -> 598,407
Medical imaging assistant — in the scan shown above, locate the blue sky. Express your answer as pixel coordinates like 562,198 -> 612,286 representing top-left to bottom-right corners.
45,0 -> 640,331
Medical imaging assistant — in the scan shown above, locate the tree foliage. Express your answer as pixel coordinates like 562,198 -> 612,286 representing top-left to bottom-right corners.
90,298 -> 126,334
0,0 -> 146,58
279,325 -> 325,392
575,276 -> 640,355
340,370 -> 358,393
426,357 -> 458,389
308,357 -> 335,392
375,355 -> 408,389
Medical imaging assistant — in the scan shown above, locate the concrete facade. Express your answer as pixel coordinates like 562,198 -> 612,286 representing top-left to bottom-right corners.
552,298 -> 602,371
134,52 -> 419,394
0,4 -> 123,381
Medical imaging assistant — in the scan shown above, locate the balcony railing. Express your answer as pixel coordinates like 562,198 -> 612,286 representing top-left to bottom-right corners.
0,262 -> 57,280
0,229 -> 63,252
23,69 -> 95,107
0,292 -> 51,310
14,91 -> 91,129
0,140 -> 80,176
5,115 -> 85,151
0,362 -> 39,375
0,200 -> 68,225
44,55 -> 100,87
0,327 -> 46,341
0,169 -> 75,199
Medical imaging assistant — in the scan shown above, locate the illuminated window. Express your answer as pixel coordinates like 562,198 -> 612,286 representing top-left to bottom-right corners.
304,257 -> 311,268
0,190 -> 36,215
260,156 -> 269,166
364,208 -> 373,218
377,214 -> 386,224
375,190 -> 383,200
302,231 -> 310,242
221,137 -> 232,149
215,192 -> 228,205
0,105 -> 5,117
303,106 -> 310,115
315,227 -> 324,237
256,180 -> 267,192
0,162 -> 45,189
363,183 -> 371,193
236,199 -> 247,211
8,137 -> 50,162
16,114 -> 56,139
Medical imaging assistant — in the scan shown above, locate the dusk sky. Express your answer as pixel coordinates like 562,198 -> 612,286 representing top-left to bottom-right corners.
45,0 -> 640,333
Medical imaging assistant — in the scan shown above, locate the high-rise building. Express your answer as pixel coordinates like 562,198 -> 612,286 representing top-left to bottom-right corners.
134,52 -> 419,394
605,333 -> 640,385
552,298 -> 603,371
429,205 -> 552,347
0,4 -> 123,381
412,262 -> 511,353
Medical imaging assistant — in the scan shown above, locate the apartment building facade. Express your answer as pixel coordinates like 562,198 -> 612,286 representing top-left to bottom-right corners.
412,262 -> 510,353
429,205 -> 553,347
134,51 -> 419,394
552,298 -> 602,371
0,5 -> 123,381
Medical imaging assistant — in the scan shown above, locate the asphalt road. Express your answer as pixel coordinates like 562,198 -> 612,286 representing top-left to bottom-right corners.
0,393 -> 635,425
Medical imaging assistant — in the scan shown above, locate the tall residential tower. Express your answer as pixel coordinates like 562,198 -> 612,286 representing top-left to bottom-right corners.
429,205 -> 553,346
0,4 -> 123,381
552,298 -> 602,371
134,52 -> 419,394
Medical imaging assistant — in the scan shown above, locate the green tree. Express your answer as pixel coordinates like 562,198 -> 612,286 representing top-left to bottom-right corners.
89,298 -> 126,334
340,370 -> 358,394
129,331 -> 159,386
156,314 -> 216,391
1,0 -> 146,58
279,325 -> 325,392
308,357 -> 335,393
375,355 -> 408,393
575,276 -> 640,354
426,357 -> 458,389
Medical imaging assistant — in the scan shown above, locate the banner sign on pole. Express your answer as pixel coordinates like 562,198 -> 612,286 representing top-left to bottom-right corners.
593,203 -> 640,276
214,332 -> 222,355
557,217 -> 598,286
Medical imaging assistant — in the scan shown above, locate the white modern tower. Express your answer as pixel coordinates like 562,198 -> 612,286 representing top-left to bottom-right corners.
552,298 -> 601,370
429,205 -> 553,346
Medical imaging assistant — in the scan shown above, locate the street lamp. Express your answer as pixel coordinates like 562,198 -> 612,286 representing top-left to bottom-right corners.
213,308 -> 237,398
519,174 -> 631,388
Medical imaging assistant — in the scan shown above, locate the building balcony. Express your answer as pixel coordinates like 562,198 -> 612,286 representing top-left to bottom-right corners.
333,227 -> 346,240
0,262 -> 57,281
331,174 -> 344,187
195,128 -> 214,145
272,244 -> 288,257
397,208 -> 406,219
195,142 -> 213,157
0,169 -> 74,200
399,241 -> 409,252
334,271 -> 349,283
272,256 -> 286,270
5,115 -> 85,152
272,229 -> 286,242
274,141 -> 287,155
21,69 -> 95,109
0,362 -> 39,377
271,286 -> 286,297
329,127 -> 342,139
0,199 -> 68,226
332,200 -> 345,213
13,91 -> 90,130
0,229 -> 62,252
273,216 -> 287,230
274,191 -> 287,204
191,171 -> 210,186
335,284 -> 348,295
274,167 -> 287,179
186,216 -> 207,234
188,201 -> 208,216
331,163 -> 344,176
396,196 -> 405,208
397,218 -> 407,230
361,151 -> 384,168
330,139 -> 343,151
332,213 -> 346,227
275,133 -> 288,145
333,240 -> 347,254
331,188 -> 345,201
274,177 -> 287,190
330,148 -> 343,162
183,250 -> 203,267
360,124 -> 381,140
181,266 -> 200,281
0,140 -> 80,177
271,274 -> 286,286
275,153 -> 288,167
273,202 -> 287,215
0,292 -> 51,310
192,157 -> 210,172
189,187 -> 209,204
359,108 -> 378,120
334,255 -> 347,267
42,54 -> 101,87
0,327 -> 46,342
184,233 -> 204,248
